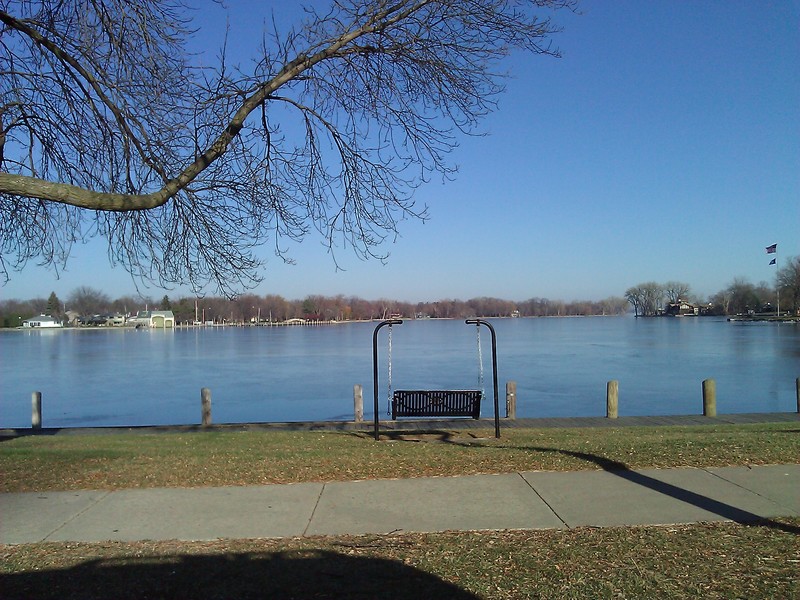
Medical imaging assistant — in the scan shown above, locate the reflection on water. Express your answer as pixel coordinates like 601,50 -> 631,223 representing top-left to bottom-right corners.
1,317 -> 798,427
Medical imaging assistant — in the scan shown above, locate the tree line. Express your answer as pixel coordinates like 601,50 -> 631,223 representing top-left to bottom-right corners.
0,289 -> 629,327
625,256 -> 800,317
4,255 -> 798,327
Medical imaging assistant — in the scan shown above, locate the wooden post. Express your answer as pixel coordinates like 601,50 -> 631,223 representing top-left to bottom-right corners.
606,380 -> 619,419
702,379 -> 716,417
796,378 -> 799,413
31,391 -> 42,430
201,387 -> 212,426
354,384 -> 364,422
505,381 -> 516,419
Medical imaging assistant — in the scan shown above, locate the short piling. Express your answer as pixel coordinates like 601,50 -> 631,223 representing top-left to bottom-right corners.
201,387 -> 212,426
31,391 -> 42,430
606,380 -> 619,419
354,384 -> 364,422
505,381 -> 517,419
702,379 -> 716,417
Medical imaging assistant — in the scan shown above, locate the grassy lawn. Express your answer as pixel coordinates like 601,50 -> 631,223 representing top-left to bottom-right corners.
0,422 -> 797,492
2,521 -> 798,599
2,422 -> 797,598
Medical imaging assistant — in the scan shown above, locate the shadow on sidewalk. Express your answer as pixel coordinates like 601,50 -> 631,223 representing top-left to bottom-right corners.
0,548 -> 479,600
371,430 -> 800,535
526,446 -> 800,535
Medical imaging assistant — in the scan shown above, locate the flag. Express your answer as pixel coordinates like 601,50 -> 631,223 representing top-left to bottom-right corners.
766,243 -> 777,254
769,258 -> 776,265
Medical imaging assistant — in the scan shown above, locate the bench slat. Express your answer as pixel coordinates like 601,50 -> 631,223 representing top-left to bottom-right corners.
392,389 -> 482,419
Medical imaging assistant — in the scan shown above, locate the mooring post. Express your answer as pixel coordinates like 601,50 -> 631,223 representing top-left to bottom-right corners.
505,381 -> 517,419
606,380 -> 619,419
354,384 -> 364,422
201,387 -> 212,426
31,391 -> 42,430
702,379 -> 716,417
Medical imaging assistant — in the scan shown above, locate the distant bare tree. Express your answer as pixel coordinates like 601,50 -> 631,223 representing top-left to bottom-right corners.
724,277 -> 764,315
775,255 -> 800,313
663,281 -> 691,304
1,0 -> 575,296
67,286 -> 111,316
111,295 -> 149,316
262,294 -> 290,322
625,282 -> 664,317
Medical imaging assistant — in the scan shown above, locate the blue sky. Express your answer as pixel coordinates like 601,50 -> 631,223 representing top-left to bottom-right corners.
2,0 -> 798,303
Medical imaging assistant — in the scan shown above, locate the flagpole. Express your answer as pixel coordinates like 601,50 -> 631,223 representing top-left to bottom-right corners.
776,247 -> 780,316
766,243 -> 779,317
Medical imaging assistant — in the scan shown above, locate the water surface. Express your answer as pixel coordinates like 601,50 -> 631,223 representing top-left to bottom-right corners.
1,317 -> 797,428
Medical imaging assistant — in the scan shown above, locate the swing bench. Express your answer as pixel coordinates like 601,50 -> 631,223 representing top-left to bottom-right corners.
391,389 -> 483,419
372,319 -> 501,440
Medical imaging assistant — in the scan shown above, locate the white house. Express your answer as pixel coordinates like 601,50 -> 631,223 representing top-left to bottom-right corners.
22,315 -> 63,328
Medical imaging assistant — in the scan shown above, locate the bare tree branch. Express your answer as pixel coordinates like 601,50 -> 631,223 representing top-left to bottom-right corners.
1,0 -> 576,295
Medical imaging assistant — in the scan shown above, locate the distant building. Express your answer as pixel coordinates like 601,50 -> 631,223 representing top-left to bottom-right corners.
665,300 -> 699,316
22,315 -> 63,328
128,310 -> 175,328
106,314 -> 126,326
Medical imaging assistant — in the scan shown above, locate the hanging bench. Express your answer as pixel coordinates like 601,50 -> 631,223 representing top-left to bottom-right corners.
372,318 -> 501,440
392,389 -> 483,419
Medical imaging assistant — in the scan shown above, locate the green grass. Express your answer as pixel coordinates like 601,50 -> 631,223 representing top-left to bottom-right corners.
1,422 -> 797,492
2,422 -> 798,598
2,520 -> 798,599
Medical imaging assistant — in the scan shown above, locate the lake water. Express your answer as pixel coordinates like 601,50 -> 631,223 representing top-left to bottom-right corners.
1,317 -> 798,428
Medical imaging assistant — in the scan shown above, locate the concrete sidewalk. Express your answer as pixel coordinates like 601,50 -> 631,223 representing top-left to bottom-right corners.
2,464 -> 798,544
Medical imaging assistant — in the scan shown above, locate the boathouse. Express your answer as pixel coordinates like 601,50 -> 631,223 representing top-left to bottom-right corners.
129,310 -> 175,328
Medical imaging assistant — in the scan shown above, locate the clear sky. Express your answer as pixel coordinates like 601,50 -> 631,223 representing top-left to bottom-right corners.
2,0 -> 798,303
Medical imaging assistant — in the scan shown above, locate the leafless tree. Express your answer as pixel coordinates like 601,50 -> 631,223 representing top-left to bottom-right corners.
625,282 -> 664,317
775,255 -> 800,313
663,281 -> 690,304
67,285 -> 111,316
1,0 -> 575,296
720,277 -> 766,315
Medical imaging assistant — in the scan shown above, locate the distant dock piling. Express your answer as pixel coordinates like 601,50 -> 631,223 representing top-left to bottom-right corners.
606,380 -> 619,419
354,384 -> 364,422
31,391 -> 42,429
702,379 -> 717,417
201,388 -> 212,426
505,381 -> 516,419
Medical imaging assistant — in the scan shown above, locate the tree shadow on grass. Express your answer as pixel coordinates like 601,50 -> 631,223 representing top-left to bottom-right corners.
0,547 -> 480,600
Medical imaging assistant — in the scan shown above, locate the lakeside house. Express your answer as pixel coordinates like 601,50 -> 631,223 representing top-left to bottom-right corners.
22,315 -> 63,328
665,300 -> 700,316
127,310 -> 175,328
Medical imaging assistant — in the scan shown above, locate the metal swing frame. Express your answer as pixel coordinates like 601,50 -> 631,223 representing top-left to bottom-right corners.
371,318 -> 500,440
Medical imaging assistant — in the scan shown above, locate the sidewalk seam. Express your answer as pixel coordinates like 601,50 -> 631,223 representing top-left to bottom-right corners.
302,483 -> 326,537
516,472 -> 570,529
42,490 -> 112,542
702,466 -> 795,514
